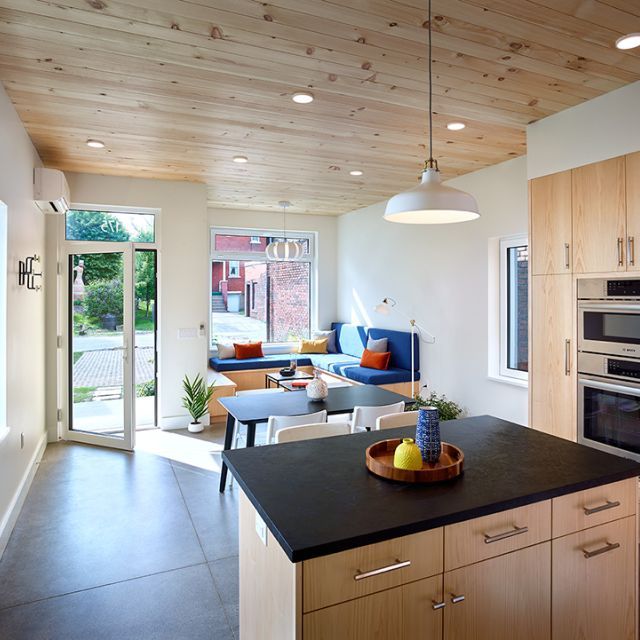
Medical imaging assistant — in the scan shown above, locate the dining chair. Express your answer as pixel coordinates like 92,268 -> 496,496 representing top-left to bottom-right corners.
350,401 -> 406,433
275,421 -> 350,444
266,410 -> 328,444
375,410 -> 419,431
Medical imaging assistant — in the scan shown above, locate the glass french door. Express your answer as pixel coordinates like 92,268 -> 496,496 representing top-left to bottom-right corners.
63,243 -> 138,450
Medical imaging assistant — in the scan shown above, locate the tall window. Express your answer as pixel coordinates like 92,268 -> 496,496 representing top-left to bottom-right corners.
500,235 -> 528,381
210,228 -> 314,347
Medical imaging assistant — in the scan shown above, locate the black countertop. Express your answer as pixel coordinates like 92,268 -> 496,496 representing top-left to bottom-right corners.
222,415 -> 640,562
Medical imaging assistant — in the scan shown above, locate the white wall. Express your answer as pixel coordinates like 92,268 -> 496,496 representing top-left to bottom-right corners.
208,208 -> 338,332
0,84 -> 47,550
337,157 -> 529,425
528,80 -> 640,179
65,174 -> 208,428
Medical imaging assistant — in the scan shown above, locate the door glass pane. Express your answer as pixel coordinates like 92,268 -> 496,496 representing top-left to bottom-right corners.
506,245 -> 529,372
135,249 -> 157,429
70,252 -> 125,436
66,210 -> 155,243
584,386 -> 640,454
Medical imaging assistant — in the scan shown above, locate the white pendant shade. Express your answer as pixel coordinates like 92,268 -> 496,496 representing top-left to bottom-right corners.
265,239 -> 305,261
384,168 -> 480,224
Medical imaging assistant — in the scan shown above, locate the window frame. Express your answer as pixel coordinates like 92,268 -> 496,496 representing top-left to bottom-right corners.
65,205 -> 157,244
210,227 -> 315,349
499,234 -> 529,383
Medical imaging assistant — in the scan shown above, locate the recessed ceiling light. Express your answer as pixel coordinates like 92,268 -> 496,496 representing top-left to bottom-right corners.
86,139 -> 105,148
349,170 -> 364,176
446,122 -> 466,131
616,33 -> 640,50
232,155 -> 249,163
292,92 -> 314,104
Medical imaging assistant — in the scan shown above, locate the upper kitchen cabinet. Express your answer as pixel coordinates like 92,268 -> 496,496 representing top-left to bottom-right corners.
572,157 -> 626,274
530,170 -> 572,275
625,152 -> 640,273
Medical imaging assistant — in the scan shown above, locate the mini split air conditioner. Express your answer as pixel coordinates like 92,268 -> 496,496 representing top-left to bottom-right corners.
34,168 -> 70,214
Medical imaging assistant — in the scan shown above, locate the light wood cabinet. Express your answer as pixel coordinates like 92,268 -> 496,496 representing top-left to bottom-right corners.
530,170 -> 572,275
572,156 -> 626,274
402,576 -> 444,640
552,516 -> 636,640
530,274 -> 575,441
444,542 -> 551,640
626,151 -> 640,272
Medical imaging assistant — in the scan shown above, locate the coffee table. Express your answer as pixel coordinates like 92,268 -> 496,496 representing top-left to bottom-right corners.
265,370 -> 314,389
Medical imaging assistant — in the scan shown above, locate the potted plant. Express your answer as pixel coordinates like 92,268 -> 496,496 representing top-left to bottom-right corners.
410,390 -> 463,421
182,374 -> 215,433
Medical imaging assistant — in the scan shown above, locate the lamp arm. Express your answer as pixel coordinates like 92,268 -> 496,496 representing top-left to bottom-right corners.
409,319 -> 436,344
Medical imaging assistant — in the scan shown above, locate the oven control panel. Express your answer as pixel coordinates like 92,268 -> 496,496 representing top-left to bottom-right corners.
607,280 -> 640,297
607,358 -> 640,379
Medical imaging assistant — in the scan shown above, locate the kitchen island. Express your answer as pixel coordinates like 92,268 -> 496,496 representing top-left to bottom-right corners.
223,415 -> 640,640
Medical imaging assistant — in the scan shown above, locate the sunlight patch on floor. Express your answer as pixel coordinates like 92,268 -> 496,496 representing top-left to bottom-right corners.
136,429 -> 223,472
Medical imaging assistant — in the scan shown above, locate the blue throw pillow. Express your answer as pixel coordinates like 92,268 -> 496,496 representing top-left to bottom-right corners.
367,336 -> 388,353
313,330 -> 337,353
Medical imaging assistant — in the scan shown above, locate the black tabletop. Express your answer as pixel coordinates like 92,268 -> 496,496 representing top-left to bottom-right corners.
218,384 -> 410,424
222,415 -> 640,562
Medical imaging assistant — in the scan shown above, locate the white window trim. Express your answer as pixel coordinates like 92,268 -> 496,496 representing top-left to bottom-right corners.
0,201 -> 7,441
499,234 -> 528,383
209,226 -> 316,351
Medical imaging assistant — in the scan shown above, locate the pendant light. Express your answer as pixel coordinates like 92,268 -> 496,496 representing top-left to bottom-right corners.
265,201 -> 305,261
384,0 -> 480,224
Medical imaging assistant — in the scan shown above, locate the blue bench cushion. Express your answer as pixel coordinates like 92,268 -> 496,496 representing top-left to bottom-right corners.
332,323 -> 368,358
334,366 -> 417,385
306,353 -> 360,371
209,353 -> 313,372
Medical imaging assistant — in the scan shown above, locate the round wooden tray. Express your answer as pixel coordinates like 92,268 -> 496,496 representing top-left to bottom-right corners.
365,439 -> 464,483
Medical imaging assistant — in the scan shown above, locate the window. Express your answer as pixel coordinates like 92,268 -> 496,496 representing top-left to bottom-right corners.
500,235 -> 528,381
210,228 -> 314,347
66,209 -> 155,243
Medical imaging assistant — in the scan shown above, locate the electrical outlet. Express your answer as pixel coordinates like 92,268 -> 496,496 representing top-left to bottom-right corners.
20,432 -> 24,449
255,512 -> 267,546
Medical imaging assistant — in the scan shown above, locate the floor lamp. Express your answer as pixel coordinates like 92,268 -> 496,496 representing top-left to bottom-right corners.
374,297 -> 435,398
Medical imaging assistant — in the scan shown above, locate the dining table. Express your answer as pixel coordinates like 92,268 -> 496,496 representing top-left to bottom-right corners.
217,384 -> 411,492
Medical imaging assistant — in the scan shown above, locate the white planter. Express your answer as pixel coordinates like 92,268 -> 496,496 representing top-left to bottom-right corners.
188,421 -> 204,433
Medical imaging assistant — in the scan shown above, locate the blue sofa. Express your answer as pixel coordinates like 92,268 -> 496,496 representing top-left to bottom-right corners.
209,322 -> 419,386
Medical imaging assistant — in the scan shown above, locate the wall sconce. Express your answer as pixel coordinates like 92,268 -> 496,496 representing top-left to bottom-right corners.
18,255 -> 42,291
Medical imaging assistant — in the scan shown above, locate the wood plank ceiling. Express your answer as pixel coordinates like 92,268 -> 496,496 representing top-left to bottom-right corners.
0,0 -> 639,215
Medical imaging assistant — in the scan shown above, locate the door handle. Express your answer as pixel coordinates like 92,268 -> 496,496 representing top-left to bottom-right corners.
450,594 -> 465,604
628,236 -> 635,267
431,600 -> 446,610
484,525 -> 529,544
564,243 -> 570,270
618,237 -> 624,266
564,339 -> 571,376
582,541 -> 620,559
353,559 -> 410,581
583,500 -> 620,516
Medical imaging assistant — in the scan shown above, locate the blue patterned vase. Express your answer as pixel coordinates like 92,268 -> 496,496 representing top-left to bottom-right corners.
415,407 -> 441,463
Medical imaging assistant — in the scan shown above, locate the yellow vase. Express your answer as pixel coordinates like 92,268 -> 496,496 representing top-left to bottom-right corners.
393,438 -> 423,471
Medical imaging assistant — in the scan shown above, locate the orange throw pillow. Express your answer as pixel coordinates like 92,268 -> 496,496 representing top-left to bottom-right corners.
360,348 -> 391,370
234,341 -> 264,359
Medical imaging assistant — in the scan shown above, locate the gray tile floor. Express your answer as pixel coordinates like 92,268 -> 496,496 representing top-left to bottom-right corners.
0,424 -> 240,640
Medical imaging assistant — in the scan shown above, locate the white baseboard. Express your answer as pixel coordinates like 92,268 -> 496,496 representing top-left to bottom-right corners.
0,430 -> 47,560
159,414 -> 210,430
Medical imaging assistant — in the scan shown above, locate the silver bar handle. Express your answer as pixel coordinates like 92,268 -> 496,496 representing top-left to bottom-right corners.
484,525 -> 529,544
629,236 -> 635,267
564,339 -> 571,376
432,601 -> 446,610
451,594 -> 465,604
564,242 -> 570,270
353,559 -> 410,581
583,500 -> 620,516
618,237 -> 624,266
583,541 -> 620,559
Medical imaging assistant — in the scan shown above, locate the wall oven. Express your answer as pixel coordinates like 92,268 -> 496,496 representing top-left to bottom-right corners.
578,278 -> 640,358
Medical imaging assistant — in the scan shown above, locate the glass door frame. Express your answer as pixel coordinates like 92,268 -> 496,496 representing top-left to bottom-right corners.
62,242 -> 135,451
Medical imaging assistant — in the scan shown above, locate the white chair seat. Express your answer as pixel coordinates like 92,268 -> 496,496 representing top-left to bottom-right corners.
266,410 -> 328,444
275,421 -> 350,443
375,410 -> 419,431
350,401 -> 406,433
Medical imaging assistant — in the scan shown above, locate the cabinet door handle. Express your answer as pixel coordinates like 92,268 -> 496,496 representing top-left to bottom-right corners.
450,594 -> 465,604
618,237 -> 624,266
483,525 -> 529,544
583,499 -> 620,516
432,600 -> 446,610
353,559 -> 410,581
628,236 -> 635,267
564,243 -> 570,269
582,541 -> 620,559
564,339 -> 571,376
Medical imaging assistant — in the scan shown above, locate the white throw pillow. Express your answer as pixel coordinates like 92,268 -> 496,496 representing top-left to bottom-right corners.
367,336 -> 388,353
216,342 -> 236,360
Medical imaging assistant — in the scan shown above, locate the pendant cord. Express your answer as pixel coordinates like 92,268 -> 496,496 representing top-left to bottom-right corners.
282,202 -> 287,240
428,0 -> 434,168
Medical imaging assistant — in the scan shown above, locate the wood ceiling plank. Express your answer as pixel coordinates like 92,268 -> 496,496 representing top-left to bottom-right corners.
527,0 -> 640,32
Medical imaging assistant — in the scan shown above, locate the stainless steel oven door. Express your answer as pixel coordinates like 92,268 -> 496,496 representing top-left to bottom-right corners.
578,374 -> 640,462
578,302 -> 640,357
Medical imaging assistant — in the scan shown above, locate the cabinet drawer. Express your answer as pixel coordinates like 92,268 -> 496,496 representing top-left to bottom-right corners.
444,501 -> 551,571
552,516 -> 636,640
302,527 -> 443,612
552,478 -> 636,538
